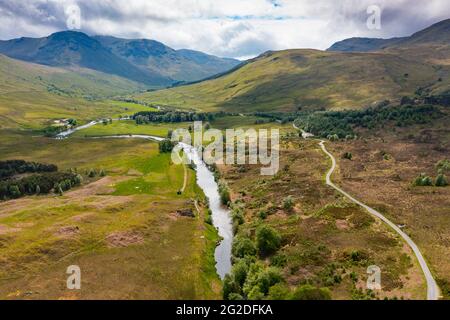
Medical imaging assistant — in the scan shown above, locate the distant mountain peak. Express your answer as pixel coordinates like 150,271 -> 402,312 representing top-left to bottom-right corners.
328,18 -> 450,52
0,32 -> 240,87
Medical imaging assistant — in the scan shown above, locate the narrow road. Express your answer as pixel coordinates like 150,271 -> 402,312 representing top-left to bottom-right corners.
319,140 -> 440,300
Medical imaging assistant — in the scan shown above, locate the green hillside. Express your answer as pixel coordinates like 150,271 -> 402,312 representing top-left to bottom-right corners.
136,49 -> 444,112
0,54 -> 151,129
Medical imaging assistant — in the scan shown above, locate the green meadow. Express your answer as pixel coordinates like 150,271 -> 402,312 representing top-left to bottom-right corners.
0,132 -> 221,299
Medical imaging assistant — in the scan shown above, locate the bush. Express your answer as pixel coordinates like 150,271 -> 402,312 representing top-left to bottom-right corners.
243,263 -> 283,299
257,210 -> 268,220
342,152 -> 353,160
219,181 -> 231,205
223,274 -> 240,300
435,174 -> 448,187
159,139 -> 175,153
256,225 -> 282,256
290,285 -> 332,300
231,209 -> 245,225
436,160 -> 450,174
232,237 -> 257,259
282,196 -> 294,211
232,259 -> 250,287
414,173 -> 433,186
268,283 -> 291,300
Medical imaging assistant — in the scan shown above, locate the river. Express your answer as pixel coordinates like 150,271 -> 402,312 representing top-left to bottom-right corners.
56,126 -> 233,279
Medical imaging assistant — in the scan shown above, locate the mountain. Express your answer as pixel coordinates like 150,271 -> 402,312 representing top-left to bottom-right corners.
135,19 -> 449,113
93,36 -> 240,83
327,37 -> 405,52
328,19 -> 450,52
136,49 -> 444,112
0,31 -> 240,88
0,31 -> 170,87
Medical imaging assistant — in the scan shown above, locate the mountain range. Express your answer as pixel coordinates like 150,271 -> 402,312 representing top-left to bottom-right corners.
327,18 -> 450,52
137,19 -> 450,112
0,31 -> 240,88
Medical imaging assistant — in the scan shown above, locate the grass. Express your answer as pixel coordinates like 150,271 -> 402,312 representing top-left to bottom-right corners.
329,115 -> 450,299
218,136 -> 427,300
0,131 -> 221,299
136,49 -> 444,113
71,120 -> 190,138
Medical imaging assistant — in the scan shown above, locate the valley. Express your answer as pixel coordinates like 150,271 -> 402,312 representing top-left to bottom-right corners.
0,17 -> 449,301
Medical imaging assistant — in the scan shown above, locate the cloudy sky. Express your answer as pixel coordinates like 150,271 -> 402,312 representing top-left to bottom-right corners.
0,0 -> 449,59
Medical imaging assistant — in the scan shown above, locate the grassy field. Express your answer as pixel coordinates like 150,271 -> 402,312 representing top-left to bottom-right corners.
329,116 -> 450,299
218,136 -> 427,300
0,93 -> 156,131
136,49 -> 445,113
0,132 -> 221,299
71,120 -> 189,138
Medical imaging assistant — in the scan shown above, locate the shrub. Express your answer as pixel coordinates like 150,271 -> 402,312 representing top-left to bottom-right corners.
256,225 -> 282,256
435,174 -> 448,187
243,263 -> 283,299
232,237 -> 257,259
342,152 -> 353,160
219,181 -> 231,205
9,185 -> 21,198
414,173 -> 433,186
282,196 -> 294,211
232,259 -> 250,287
258,210 -> 268,220
159,139 -> 175,153
290,285 -> 332,300
436,160 -> 450,174
231,209 -> 245,225
223,274 -> 239,300
268,283 -> 291,300
88,169 -> 96,178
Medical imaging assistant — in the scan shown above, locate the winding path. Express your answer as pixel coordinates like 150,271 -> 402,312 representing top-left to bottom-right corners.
319,140 -> 440,300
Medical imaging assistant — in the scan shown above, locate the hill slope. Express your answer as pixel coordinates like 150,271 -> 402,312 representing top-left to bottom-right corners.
136,49 -> 444,112
328,19 -> 450,52
0,54 -> 150,129
138,20 -> 450,112
0,31 -> 169,86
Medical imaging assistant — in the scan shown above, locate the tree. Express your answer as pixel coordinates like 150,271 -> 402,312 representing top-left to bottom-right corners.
290,285 -> 332,300
9,185 -> 21,198
232,237 -> 257,259
219,182 -> 231,205
35,185 -> 41,195
256,225 -> 282,256
158,139 -> 175,153
88,169 -> 96,178
435,174 -> 448,187
223,274 -> 239,300
268,283 -> 290,300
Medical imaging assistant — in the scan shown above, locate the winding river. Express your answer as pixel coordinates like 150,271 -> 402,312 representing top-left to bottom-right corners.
56,126 -> 233,279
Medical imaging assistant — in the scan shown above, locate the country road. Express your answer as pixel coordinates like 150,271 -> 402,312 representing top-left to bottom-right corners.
319,140 -> 441,300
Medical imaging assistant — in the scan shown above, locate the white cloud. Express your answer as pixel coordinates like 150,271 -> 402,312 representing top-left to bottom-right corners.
0,0 -> 449,58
